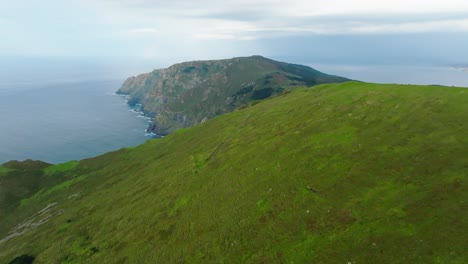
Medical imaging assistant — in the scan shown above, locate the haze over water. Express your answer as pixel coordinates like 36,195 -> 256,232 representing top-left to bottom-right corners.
313,63 -> 468,87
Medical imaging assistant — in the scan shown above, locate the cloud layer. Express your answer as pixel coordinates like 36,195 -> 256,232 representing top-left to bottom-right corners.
1,0 -> 467,61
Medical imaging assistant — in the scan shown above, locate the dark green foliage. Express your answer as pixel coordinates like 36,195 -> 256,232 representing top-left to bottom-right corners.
62,235 -> 99,264
8,254 -> 35,264
0,159 -> 81,235
0,82 -> 466,263
251,87 -> 273,100
234,86 -> 254,96
0,161 -> 50,215
182,66 -> 196,73
0,165 -> 12,176
3,160 -> 50,170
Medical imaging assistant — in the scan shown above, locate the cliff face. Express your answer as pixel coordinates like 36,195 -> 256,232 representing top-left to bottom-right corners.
117,55 -> 349,135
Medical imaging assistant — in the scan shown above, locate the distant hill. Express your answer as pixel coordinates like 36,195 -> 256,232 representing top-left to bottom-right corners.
0,160 -> 51,219
1,82 -> 466,263
117,55 -> 349,135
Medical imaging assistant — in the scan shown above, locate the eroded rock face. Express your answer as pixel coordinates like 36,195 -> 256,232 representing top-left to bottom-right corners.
117,55 -> 348,135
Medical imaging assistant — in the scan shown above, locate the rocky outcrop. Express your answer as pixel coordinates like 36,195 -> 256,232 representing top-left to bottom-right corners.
117,55 -> 349,135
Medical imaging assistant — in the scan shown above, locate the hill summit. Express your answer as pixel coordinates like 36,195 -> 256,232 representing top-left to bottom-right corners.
117,56 -> 349,135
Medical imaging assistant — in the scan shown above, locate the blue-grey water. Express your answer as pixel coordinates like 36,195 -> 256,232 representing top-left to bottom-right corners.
0,80 -> 152,164
311,63 -> 468,87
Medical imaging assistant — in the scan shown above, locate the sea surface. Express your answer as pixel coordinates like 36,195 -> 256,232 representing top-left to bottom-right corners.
0,80 -> 152,164
311,63 -> 468,87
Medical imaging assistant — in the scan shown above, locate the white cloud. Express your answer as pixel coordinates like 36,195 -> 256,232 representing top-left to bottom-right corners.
65,0 -> 468,59
91,0 -> 468,15
191,18 -> 468,40
129,28 -> 159,34
349,19 -> 468,34
82,0 -> 468,40
194,33 -> 256,41
278,0 -> 468,16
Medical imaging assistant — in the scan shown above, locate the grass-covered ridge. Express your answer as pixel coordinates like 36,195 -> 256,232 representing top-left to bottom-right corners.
0,82 -> 467,263
44,160 -> 79,176
0,165 -> 12,176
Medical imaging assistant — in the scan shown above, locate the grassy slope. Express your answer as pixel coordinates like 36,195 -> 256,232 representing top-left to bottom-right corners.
0,160 -> 84,237
0,82 -> 467,263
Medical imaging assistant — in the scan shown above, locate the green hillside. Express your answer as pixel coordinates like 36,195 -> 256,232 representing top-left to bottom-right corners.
1,82 -> 467,263
117,56 -> 348,135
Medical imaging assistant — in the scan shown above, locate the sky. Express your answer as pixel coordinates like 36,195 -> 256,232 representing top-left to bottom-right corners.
1,0 -> 468,65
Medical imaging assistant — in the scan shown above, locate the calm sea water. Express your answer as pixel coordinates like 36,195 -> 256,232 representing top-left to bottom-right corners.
0,80 -> 152,164
311,63 -> 468,87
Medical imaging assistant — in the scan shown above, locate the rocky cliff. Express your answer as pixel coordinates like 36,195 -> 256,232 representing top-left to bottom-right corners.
117,55 -> 349,135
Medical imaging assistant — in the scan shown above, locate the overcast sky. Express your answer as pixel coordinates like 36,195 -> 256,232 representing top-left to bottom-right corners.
1,0 -> 468,65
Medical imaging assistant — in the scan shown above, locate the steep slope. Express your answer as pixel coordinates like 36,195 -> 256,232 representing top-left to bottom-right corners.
117,55 -> 349,135
1,82 -> 467,263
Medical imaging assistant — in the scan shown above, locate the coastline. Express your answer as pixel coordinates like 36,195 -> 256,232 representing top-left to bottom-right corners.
115,93 -> 159,138
0,81 -> 151,164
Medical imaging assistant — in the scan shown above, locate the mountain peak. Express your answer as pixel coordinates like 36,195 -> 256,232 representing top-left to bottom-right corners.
117,56 -> 349,135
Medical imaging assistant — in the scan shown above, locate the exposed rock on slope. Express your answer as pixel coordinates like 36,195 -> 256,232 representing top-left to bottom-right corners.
117,55 -> 348,135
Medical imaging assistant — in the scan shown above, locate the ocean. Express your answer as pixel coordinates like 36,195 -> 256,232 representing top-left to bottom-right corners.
311,63 -> 468,87
0,58 -> 467,164
0,80 -> 152,164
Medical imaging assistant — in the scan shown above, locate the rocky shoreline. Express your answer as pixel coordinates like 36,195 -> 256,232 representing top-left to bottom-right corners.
115,93 -> 159,138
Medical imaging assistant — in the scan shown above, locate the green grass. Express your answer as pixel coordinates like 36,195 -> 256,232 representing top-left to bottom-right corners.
44,160 -> 79,175
0,165 -> 12,176
0,82 -> 467,263
0,160 -> 81,236
19,175 -> 86,208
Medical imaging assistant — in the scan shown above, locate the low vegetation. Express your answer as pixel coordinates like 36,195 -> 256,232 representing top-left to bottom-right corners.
0,82 -> 466,263
0,165 -> 12,176
44,161 -> 79,176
